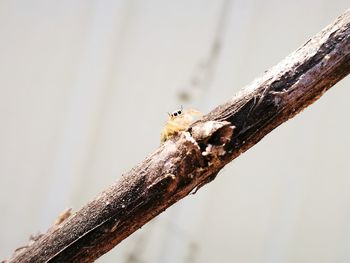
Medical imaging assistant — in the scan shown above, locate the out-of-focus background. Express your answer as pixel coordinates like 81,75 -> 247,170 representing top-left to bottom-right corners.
1,1 -> 349,262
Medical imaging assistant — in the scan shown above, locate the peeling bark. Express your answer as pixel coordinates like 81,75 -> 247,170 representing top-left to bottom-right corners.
5,9 -> 350,263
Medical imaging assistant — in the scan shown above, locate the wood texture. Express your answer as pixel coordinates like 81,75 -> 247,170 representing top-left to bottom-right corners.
7,9 -> 350,263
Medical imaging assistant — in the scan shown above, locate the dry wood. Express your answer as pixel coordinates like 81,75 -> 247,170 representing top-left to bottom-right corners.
6,9 -> 350,263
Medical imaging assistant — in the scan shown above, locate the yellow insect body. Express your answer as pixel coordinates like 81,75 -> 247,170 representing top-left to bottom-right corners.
160,108 -> 201,142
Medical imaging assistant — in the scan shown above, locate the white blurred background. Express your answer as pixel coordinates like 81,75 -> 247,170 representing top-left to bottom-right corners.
0,1 -> 350,262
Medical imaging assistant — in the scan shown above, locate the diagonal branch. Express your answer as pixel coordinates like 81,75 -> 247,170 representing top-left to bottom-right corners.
6,9 -> 350,263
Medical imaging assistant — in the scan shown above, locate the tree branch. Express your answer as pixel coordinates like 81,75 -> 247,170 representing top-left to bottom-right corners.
6,9 -> 350,263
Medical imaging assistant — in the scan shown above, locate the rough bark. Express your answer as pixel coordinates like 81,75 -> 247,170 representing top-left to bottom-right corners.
6,9 -> 350,263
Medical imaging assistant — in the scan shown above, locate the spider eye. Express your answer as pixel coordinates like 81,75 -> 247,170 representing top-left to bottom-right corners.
178,110 -> 182,114
173,112 -> 178,116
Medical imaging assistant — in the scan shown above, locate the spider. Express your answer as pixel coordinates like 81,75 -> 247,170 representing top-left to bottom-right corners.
160,107 -> 201,143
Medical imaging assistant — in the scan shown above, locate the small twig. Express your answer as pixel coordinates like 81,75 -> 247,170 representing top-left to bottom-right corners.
6,9 -> 350,263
